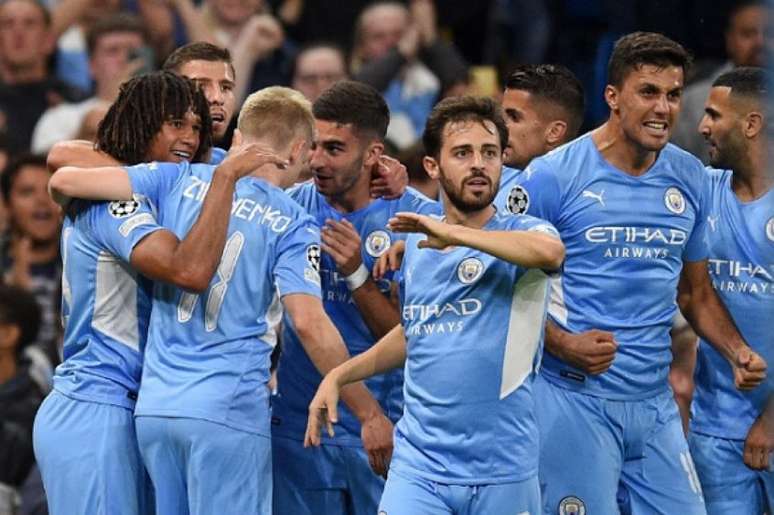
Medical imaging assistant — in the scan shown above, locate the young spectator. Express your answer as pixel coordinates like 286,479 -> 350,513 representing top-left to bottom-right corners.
1,155 -> 61,375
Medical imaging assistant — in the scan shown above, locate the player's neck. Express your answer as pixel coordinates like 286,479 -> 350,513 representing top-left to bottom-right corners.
326,173 -> 372,213
592,122 -> 657,176
731,143 -> 772,201
444,202 -> 495,229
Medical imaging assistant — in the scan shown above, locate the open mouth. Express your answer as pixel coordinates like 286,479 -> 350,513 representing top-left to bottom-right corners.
211,111 -> 226,125
643,121 -> 669,135
171,150 -> 192,160
32,209 -> 54,222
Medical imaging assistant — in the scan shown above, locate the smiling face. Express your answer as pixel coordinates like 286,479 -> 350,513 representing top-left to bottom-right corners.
146,110 -> 202,162
607,64 -> 684,153
6,164 -> 60,244
425,119 -> 503,213
178,59 -> 236,142
308,119 -> 371,199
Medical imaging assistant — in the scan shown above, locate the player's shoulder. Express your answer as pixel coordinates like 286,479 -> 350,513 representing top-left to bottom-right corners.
525,133 -> 594,182
208,147 -> 227,165
658,143 -> 706,177
251,179 -> 316,220
285,180 -> 317,205
396,186 -> 442,215
494,211 -> 557,234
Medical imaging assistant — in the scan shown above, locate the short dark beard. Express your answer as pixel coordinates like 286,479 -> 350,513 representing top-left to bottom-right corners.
439,171 -> 497,213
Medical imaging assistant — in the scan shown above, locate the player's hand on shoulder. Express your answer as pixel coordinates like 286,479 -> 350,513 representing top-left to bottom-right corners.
369,155 -> 408,200
558,329 -> 618,375
732,347 -> 767,391
304,373 -> 341,448
373,240 -> 405,280
743,413 -> 773,471
218,140 -> 288,180
360,411 -> 394,479
321,219 -> 363,275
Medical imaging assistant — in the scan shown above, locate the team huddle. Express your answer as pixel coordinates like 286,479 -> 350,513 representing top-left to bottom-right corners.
31,29 -> 772,515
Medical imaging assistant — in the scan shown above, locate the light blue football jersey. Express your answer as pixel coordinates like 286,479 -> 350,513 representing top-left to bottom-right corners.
209,147 -> 227,165
54,198 -> 162,408
493,166 -> 530,216
391,211 -> 558,484
518,134 -> 710,400
125,162 -> 322,436
271,183 -> 440,445
691,168 -> 774,440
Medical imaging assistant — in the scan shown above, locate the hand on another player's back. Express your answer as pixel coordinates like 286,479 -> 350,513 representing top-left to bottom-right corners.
388,211 -> 454,250
743,413 -> 773,471
321,219 -> 362,276
556,329 -> 618,375
373,240 -> 405,280
217,142 -> 287,180
732,347 -> 767,391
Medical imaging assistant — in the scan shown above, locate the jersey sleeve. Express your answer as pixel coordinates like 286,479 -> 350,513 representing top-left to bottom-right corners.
273,215 -> 323,298
88,197 -> 163,262
124,161 -> 184,209
519,158 -> 563,225
682,170 -> 711,262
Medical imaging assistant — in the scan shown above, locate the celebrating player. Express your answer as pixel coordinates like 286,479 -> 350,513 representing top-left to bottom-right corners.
306,95 -> 564,515
688,66 -> 773,515
515,32 -> 767,514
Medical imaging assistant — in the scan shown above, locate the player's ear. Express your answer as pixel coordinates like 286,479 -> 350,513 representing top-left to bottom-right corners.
231,129 -> 243,147
743,111 -> 763,139
545,120 -> 568,149
604,85 -> 620,113
423,156 -> 440,180
288,137 -> 306,164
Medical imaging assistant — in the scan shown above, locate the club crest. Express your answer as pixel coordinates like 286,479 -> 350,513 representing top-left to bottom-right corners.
365,230 -> 391,257
558,496 -> 586,515
457,257 -> 484,284
766,217 -> 774,242
664,187 -> 686,214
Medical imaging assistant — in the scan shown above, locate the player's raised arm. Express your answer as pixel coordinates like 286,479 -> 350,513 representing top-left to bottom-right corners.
388,211 -> 565,270
678,260 -> 767,390
283,293 -> 396,475
47,140 -> 120,174
304,323 -> 407,447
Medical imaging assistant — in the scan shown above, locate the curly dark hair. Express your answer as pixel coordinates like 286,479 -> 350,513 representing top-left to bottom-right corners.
95,71 -> 212,164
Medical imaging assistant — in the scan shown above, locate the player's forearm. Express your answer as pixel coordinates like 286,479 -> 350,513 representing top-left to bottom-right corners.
351,280 -> 402,339
683,284 -> 747,362
47,140 -> 119,174
449,227 -> 565,270
49,166 -> 133,203
544,319 -> 570,358
167,168 -> 239,290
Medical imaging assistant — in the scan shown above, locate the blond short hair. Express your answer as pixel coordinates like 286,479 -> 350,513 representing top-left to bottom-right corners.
237,87 -> 315,150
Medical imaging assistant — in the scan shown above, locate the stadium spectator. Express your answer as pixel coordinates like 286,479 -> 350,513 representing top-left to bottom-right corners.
0,284 -> 44,515
514,32 -> 766,514
306,95 -> 564,515
32,13 -> 148,154
292,42 -> 348,102
0,0 -> 86,154
271,80 -> 436,514
351,0 -> 468,150
688,66 -> 773,515
672,0 -> 770,162
1,155 -> 61,378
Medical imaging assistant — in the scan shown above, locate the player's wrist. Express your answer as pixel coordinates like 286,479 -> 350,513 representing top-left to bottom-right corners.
344,263 -> 369,291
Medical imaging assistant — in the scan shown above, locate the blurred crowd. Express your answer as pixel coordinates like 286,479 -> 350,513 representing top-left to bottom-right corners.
0,0 -> 768,513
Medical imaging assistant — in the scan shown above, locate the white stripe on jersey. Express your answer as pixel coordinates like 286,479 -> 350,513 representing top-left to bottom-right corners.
92,251 -> 140,351
500,269 -> 550,399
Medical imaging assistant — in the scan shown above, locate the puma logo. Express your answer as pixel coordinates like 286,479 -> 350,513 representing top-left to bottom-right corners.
582,189 -> 605,207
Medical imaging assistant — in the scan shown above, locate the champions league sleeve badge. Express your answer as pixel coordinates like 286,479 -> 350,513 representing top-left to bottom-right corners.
108,198 -> 140,218
306,244 -> 321,273
664,187 -> 686,214
365,230 -> 391,257
507,185 -> 530,215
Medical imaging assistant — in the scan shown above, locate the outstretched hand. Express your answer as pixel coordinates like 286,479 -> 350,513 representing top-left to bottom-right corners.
388,212 -> 455,250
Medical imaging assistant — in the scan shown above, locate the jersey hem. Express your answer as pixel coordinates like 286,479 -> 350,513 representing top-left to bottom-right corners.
53,385 -> 136,410
539,370 -> 669,401
133,408 -> 270,437
390,462 -> 537,486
